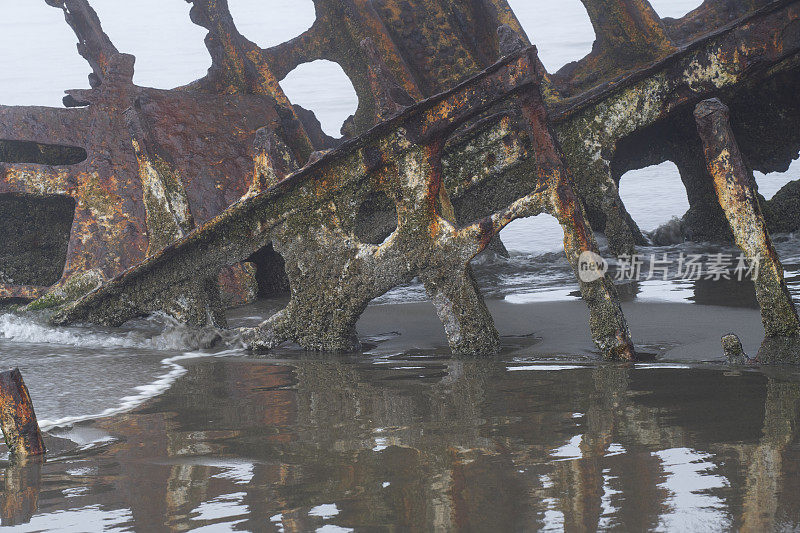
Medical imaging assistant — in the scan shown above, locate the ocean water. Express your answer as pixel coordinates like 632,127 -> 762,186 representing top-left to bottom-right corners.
0,3 -> 799,530
5,357 -> 800,532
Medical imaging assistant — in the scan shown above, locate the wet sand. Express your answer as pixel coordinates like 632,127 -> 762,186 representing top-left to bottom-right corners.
357,299 -> 766,362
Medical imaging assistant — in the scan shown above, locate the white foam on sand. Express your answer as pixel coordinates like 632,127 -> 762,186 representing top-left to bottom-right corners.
37,352 -> 205,431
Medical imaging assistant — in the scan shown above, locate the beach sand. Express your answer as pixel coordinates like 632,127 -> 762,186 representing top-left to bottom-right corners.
356,299 -> 766,362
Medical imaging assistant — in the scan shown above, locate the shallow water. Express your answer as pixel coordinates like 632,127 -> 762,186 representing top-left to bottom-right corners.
1,1 -> 800,530
4,358 -> 800,532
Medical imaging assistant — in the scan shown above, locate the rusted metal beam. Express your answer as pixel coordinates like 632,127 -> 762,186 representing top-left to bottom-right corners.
555,0 -> 676,96
359,37 -> 416,121
0,370 -> 46,460
52,47 -> 636,360
184,0 -> 315,162
554,0 -> 800,253
580,0 -> 675,61
124,104 -> 194,255
246,128 -> 299,198
0,286 -> 46,302
664,0 -> 776,43
44,0 -> 122,89
516,72 -> 635,360
695,98 -> 800,363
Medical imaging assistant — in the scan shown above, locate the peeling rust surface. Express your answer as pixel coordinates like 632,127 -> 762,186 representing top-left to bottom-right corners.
1,0 -> 799,359
51,49 -> 636,359
0,370 -> 46,460
695,98 -> 800,363
1,0 -> 321,311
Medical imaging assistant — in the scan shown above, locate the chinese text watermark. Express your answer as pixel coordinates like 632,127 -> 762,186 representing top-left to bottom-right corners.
578,252 -> 761,283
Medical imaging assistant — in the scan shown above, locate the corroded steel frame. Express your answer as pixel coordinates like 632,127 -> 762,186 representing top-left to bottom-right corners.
1,0 -> 799,361
52,48 -> 637,360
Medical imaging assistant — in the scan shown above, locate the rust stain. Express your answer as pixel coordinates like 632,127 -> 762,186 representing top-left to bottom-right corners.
0,369 -> 46,459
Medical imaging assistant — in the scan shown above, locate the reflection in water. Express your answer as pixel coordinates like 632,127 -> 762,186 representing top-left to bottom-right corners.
466,237 -> 800,309
0,358 -> 797,531
1,459 -> 41,527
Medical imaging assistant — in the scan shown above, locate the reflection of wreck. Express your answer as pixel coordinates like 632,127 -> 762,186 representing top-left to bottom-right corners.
4,360 -> 800,530
1,0 -> 800,359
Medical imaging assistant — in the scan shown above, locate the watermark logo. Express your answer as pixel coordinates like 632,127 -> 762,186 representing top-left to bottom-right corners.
577,251 -> 761,283
614,252 -> 760,282
578,251 -> 609,282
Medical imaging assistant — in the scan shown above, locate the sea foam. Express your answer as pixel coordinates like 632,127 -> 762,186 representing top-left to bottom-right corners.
0,312 -> 238,351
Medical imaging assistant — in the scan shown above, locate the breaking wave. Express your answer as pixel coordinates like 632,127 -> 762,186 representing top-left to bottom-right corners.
0,312 -> 239,352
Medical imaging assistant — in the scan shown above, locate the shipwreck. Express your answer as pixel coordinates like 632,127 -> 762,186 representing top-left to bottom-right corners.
1,0 -> 800,361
